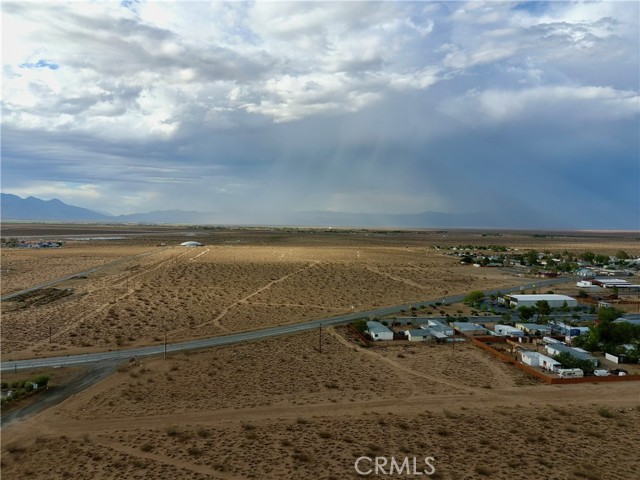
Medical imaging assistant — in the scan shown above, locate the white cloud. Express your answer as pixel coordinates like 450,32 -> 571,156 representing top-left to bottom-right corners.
441,85 -> 639,126
1,1 -> 638,226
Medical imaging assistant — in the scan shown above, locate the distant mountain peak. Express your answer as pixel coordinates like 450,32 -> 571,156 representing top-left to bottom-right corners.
1,193 -> 111,222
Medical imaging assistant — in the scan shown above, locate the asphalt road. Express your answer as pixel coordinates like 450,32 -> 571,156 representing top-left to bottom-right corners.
1,360 -> 120,428
1,277 -> 570,373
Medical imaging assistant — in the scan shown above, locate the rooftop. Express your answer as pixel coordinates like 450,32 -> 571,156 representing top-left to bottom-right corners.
366,321 -> 392,335
406,329 -> 433,337
517,323 -> 552,330
547,343 -> 596,362
451,322 -> 484,332
508,294 -> 575,302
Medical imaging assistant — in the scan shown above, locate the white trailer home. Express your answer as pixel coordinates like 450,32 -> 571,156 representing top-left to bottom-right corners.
557,368 -> 584,378
366,321 -> 393,341
520,351 -> 561,372
495,324 -> 525,337
406,329 -> 435,342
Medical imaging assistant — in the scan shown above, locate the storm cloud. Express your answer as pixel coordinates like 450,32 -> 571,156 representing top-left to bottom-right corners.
1,1 -> 638,228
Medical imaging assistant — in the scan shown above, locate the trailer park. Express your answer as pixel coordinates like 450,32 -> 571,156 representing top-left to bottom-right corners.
354,290 -> 640,384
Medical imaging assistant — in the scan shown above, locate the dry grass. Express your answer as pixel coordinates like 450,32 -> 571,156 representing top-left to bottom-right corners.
2,227 -> 639,479
2,237 -> 529,358
4,402 -> 638,479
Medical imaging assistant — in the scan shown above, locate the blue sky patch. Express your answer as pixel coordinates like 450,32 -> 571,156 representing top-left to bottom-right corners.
19,59 -> 60,70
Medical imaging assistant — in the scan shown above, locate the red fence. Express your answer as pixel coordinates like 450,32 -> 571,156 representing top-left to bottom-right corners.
550,374 -> 640,384
470,338 -> 640,385
347,324 -> 371,347
471,338 -> 552,383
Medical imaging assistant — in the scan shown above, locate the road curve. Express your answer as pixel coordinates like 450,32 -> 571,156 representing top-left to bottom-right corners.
1,277 -> 569,372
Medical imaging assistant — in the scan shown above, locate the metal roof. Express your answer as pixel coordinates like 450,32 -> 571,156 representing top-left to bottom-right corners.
546,343 -> 596,362
366,321 -> 392,335
451,322 -> 484,331
406,329 -> 433,338
508,294 -> 575,302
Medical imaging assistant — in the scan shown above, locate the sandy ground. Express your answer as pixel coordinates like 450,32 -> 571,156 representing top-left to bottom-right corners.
2,328 -> 639,480
2,227 -> 639,479
2,241 -> 525,359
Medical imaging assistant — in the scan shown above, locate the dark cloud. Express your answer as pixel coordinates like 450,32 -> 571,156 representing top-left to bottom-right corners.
1,1 -> 638,228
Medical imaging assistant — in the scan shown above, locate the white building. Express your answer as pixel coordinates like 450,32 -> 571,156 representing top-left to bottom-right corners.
592,278 -> 630,288
494,324 -> 525,337
545,343 -> 598,366
426,319 -> 454,336
366,321 -> 393,341
406,329 -> 434,342
420,326 -> 449,340
520,351 -> 561,372
516,323 -> 552,336
450,322 -> 486,336
180,241 -> 203,247
503,294 -> 577,309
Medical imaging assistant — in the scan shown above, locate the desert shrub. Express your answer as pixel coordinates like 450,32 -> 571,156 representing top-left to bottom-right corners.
475,466 -> 494,477
6,444 -> 25,454
292,449 -> 314,463
187,446 -> 202,456
397,421 -> 410,431
140,443 -> 154,452
597,407 -> 614,418
573,466 -> 601,480
32,375 -> 49,387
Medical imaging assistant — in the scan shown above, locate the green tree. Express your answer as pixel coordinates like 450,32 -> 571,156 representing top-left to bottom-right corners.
525,250 -> 539,266
463,290 -> 485,307
353,319 -> 367,333
518,306 -> 534,321
572,331 -> 600,352
597,306 -> 625,323
535,300 -> 551,321
594,254 -> 609,265
616,250 -> 630,260
552,352 -> 596,375
579,251 -> 596,263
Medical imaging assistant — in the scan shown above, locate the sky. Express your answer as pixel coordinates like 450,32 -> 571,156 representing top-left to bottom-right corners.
1,1 -> 639,229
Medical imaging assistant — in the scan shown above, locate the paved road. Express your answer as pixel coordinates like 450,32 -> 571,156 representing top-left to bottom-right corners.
1,360 -> 120,428
1,277 -> 570,372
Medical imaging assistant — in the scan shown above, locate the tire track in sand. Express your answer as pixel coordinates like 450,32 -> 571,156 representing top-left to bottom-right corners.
189,262 -> 320,333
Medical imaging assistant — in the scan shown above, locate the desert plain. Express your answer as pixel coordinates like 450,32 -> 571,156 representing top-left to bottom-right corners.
1,225 -> 639,479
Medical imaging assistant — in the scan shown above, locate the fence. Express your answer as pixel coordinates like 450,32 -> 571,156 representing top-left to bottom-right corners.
347,324 -> 371,347
470,337 -> 640,385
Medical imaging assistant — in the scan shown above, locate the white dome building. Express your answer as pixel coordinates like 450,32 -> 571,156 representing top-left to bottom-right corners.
180,241 -> 203,247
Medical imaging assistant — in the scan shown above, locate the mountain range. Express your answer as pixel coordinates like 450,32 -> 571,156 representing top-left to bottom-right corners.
0,193 -> 522,228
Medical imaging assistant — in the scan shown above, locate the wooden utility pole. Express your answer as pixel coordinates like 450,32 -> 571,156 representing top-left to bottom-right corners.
319,324 -> 322,353
164,323 -> 167,360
